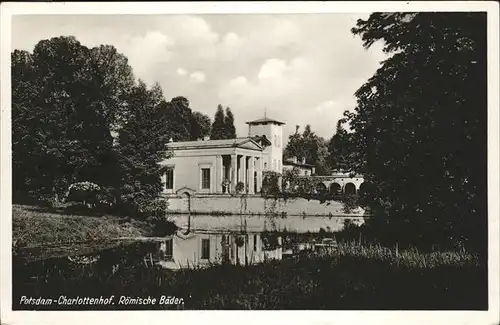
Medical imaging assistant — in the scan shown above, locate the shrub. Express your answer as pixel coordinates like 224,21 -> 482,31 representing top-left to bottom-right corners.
235,182 -> 245,194
65,182 -> 101,207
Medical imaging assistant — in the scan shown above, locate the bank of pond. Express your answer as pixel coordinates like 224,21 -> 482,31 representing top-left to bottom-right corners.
13,227 -> 486,310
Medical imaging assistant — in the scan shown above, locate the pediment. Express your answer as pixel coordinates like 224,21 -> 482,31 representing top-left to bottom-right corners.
237,139 -> 263,151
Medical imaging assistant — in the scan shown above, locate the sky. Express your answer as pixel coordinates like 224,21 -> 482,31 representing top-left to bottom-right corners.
12,14 -> 387,140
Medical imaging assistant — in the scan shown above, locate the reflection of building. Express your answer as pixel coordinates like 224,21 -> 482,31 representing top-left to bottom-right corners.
160,115 -> 285,196
156,230 -> 282,270
282,156 -> 315,176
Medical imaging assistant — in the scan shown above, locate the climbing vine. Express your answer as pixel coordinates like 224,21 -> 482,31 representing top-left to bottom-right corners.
261,169 -> 362,210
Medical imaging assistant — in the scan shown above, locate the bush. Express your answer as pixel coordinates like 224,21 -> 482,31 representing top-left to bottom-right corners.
141,199 -> 168,220
261,171 -> 281,197
235,182 -> 245,194
65,182 -> 101,207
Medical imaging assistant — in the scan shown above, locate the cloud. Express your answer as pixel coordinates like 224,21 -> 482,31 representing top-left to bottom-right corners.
11,14 -> 386,139
177,68 -> 188,76
189,71 -> 206,83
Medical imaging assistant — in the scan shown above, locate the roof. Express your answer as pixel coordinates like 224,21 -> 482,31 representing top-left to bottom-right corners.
245,116 -> 285,125
167,137 -> 263,151
252,135 -> 272,146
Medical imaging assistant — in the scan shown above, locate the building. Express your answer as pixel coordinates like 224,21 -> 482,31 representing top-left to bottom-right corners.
282,156 -> 316,176
245,116 -> 285,173
161,115 -> 285,196
156,230 -> 283,270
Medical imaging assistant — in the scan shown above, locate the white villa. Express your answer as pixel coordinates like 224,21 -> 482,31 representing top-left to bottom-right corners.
160,113 -> 366,207
161,115 -> 285,196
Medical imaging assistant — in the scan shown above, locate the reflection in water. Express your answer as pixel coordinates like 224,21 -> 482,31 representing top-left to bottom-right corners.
157,230 -> 282,270
156,214 -> 366,270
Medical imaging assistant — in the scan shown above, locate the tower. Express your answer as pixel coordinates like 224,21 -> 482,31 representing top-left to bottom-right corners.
246,113 -> 285,173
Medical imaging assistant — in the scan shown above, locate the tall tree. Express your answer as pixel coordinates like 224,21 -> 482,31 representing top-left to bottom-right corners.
347,13 -> 487,252
11,37 -> 137,203
328,117 -> 358,172
164,96 -> 192,141
284,125 -> 330,175
116,80 -> 171,213
190,111 -> 212,140
224,107 -> 237,139
210,104 -> 226,140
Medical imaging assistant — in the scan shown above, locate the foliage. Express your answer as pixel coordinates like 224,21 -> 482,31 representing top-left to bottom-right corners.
11,37 -> 129,202
261,171 -> 282,198
328,119 -> 357,172
162,96 -> 193,142
224,107 -> 237,139
261,231 -> 281,250
284,125 -> 330,175
343,13 -> 487,252
65,181 -> 101,202
115,81 -> 172,216
210,104 -> 237,140
210,105 -> 226,140
235,235 -> 245,247
190,111 -> 212,140
235,181 -> 245,194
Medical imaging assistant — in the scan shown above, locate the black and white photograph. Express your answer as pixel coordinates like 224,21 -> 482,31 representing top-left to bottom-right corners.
1,2 -> 499,325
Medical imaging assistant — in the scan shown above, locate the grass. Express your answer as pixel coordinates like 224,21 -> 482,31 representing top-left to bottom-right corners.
12,204 -> 153,249
12,241 -> 486,310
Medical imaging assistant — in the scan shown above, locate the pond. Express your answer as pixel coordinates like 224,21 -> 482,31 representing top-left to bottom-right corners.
169,214 -> 367,233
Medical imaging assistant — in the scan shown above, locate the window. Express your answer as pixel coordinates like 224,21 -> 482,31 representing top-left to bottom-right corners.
165,168 -> 174,189
201,238 -> 210,259
201,168 -> 211,189
164,239 -> 173,260
254,234 -> 257,251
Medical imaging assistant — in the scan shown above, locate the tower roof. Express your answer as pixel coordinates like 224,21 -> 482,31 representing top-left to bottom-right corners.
245,116 -> 285,125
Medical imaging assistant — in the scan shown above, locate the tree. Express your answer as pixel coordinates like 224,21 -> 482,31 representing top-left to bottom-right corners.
210,104 -> 226,140
11,37 -> 138,203
284,125 -> 331,175
163,96 -> 193,141
11,36 -> 122,201
190,111 -> 212,140
116,80 -> 172,214
224,107 -> 237,139
328,117 -> 358,172
347,13 -> 487,252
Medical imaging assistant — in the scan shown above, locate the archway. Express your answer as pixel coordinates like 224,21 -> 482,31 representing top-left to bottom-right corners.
344,183 -> 356,195
329,183 -> 341,195
358,182 -> 366,196
316,182 -> 327,194
181,192 -> 191,212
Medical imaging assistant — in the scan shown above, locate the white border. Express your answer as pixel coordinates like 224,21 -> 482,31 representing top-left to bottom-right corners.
1,2 -> 499,325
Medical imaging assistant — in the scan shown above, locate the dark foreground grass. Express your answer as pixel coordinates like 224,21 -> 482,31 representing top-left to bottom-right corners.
13,243 -> 487,310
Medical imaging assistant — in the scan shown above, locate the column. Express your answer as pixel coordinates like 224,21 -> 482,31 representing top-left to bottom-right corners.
216,155 -> 223,194
256,157 -> 263,193
248,156 -> 255,195
231,154 -> 237,193
242,155 -> 247,192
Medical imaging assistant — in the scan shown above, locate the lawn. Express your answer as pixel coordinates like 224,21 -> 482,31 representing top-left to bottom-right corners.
12,204 -> 154,262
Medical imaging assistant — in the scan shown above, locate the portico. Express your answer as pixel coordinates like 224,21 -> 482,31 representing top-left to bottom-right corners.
161,138 -> 266,196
